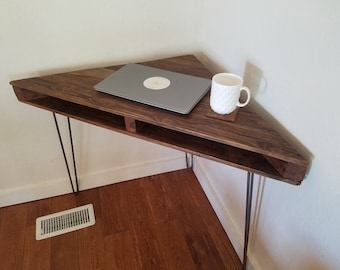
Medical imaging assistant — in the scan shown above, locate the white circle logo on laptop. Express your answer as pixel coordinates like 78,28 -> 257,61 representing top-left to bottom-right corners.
143,77 -> 171,90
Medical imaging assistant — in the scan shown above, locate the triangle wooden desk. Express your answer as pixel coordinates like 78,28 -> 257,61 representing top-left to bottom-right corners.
11,55 -> 309,269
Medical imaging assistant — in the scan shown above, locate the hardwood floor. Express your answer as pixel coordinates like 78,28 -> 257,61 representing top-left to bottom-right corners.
0,169 -> 241,270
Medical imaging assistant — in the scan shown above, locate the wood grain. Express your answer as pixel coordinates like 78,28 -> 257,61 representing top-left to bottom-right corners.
10,54 -> 309,184
0,169 -> 242,270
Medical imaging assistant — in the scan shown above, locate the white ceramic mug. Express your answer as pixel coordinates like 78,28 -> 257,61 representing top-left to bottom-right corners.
210,73 -> 251,114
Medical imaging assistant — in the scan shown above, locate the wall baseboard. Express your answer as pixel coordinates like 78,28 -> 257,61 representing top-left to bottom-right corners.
0,155 -> 186,208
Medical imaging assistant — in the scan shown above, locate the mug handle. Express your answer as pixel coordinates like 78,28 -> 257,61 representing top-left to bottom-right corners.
237,87 -> 251,107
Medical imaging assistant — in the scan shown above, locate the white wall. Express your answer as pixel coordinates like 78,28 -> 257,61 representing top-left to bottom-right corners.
197,0 -> 340,269
0,0 -> 205,206
2,0 -> 340,269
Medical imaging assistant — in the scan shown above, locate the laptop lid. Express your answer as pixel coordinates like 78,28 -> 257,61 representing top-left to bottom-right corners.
94,63 -> 211,114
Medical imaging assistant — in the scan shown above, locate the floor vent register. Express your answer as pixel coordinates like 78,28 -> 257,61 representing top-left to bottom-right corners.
36,204 -> 95,240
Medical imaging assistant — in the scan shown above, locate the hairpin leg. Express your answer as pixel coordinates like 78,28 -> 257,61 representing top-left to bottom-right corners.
185,152 -> 193,169
243,172 -> 254,269
53,113 -> 79,193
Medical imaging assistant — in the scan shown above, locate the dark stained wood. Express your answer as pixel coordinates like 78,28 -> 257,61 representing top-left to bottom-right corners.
124,116 -> 146,133
125,116 -> 138,132
10,54 -> 309,184
0,169 -> 242,270
206,107 -> 239,122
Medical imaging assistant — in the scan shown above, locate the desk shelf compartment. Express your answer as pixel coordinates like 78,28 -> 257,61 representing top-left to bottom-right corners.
13,87 -> 127,132
13,86 -> 306,185
126,121 -> 301,185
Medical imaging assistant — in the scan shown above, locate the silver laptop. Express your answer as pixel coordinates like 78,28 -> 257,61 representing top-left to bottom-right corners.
94,63 -> 211,114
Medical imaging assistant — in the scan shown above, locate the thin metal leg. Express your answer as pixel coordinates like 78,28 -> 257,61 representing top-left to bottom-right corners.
53,113 -> 79,193
185,152 -> 193,169
67,117 -> 79,192
243,172 -> 254,270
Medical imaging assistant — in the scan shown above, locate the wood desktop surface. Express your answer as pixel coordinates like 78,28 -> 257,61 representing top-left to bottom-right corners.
10,55 -> 309,185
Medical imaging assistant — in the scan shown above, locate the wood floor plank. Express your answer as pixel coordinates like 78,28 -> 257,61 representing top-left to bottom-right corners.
76,188 -> 105,270
0,169 -> 242,270
100,183 -> 132,235
142,173 -> 180,224
104,229 -> 142,270
25,197 -> 52,226
22,225 -> 51,270
154,219 -> 197,270
0,203 -> 28,270
50,231 -> 80,270
21,198 -> 52,269
131,218 -> 166,270
77,225 -> 105,270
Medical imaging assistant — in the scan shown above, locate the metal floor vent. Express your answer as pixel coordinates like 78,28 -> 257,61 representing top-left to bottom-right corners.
36,204 -> 95,240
